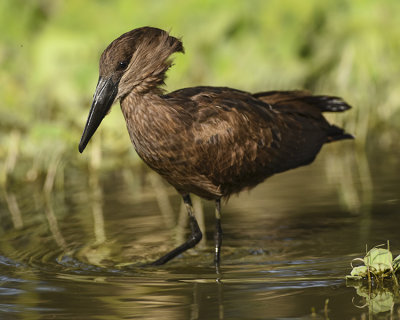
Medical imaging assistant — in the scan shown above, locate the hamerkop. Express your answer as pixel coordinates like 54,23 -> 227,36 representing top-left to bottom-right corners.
79,27 -> 353,266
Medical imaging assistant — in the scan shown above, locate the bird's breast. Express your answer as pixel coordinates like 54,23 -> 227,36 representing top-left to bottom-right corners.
120,96 -> 190,166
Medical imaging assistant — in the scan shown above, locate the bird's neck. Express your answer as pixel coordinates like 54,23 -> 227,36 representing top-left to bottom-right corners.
120,90 -> 175,124
119,91 -> 185,152
120,90 -> 162,116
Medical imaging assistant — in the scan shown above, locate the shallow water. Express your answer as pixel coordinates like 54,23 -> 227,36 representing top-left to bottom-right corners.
1,145 -> 400,319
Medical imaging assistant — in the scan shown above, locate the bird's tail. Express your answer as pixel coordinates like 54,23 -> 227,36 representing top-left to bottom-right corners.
254,90 -> 352,113
299,95 -> 352,113
326,124 -> 354,143
303,95 -> 355,142
253,90 -> 354,142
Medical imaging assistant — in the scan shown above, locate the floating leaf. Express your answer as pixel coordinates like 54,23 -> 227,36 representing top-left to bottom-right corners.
393,255 -> 400,272
364,248 -> 393,275
350,266 -> 368,277
346,243 -> 400,284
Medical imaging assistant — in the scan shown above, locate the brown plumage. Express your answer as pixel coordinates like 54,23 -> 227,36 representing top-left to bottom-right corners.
79,27 -> 353,266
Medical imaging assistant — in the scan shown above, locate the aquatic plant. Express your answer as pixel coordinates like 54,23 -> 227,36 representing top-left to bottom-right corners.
347,243 -> 400,285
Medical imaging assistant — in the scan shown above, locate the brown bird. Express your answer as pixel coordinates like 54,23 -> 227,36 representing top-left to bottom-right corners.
79,27 -> 353,266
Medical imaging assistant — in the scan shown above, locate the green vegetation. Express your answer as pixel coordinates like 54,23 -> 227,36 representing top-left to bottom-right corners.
1,0 -> 399,181
347,243 -> 400,283
347,243 -> 400,315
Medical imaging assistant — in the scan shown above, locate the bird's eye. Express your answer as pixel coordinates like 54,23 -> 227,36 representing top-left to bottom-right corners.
117,61 -> 128,71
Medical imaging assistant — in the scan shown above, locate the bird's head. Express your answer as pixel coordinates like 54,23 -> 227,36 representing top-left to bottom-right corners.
78,27 -> 184,153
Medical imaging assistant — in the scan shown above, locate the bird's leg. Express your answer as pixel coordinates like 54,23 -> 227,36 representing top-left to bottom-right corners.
214,198 -> 223,266
151,194 -> 202,265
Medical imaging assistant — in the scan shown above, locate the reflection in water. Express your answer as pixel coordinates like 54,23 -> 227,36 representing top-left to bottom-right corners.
2,131 -> 23,230
148,172 -> 175,229
42,149 -> 67,250
44,196 -> 67,250
4,191 -> 23,229
349,284 -> 399,316
89,140 -> 106,245
0,147 -> 400,319
325,145 -> 373,215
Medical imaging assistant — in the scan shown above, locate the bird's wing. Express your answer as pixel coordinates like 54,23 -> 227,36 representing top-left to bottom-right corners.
158,87 -> 351,197
164,88 -> 306,189
254,90 -> 352,113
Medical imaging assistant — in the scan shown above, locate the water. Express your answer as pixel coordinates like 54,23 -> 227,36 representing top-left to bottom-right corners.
1,145 -> 400,319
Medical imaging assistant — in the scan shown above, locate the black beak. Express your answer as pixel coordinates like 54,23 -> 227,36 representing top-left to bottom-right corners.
79,77 -> 118,153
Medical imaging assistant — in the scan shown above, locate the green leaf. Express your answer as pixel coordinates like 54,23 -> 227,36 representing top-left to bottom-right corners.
350,265 -> 368,277
364,248 -> 393,274
393,254 -> 400,272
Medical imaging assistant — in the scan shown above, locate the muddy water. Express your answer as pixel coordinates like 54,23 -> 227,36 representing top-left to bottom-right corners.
1,146 -> 400,319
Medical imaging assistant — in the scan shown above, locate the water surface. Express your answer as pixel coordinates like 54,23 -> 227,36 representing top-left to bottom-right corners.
1,146 -> 399,319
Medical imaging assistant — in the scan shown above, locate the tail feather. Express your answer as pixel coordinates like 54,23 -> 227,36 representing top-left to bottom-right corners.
253,90 -> 352,113
301,96 -> 352,112
326,124 -> 354,143
253,90 -> 354,143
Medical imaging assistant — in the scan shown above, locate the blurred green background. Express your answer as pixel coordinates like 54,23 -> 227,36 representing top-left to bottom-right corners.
1,0 -> 399,183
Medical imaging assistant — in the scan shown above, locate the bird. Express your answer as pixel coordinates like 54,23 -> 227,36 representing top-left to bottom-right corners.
79,26 -> 353,266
